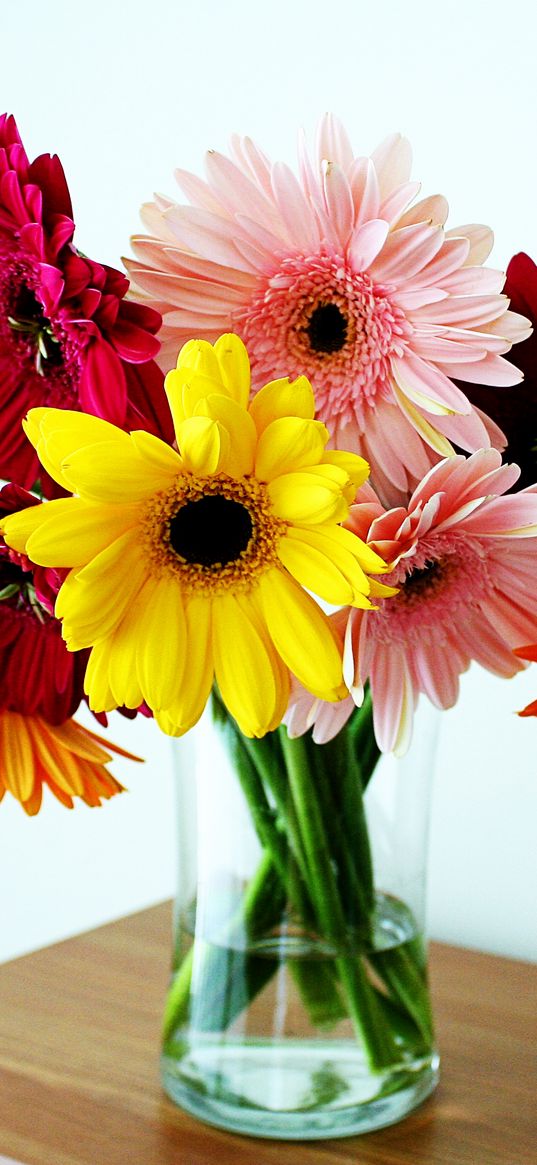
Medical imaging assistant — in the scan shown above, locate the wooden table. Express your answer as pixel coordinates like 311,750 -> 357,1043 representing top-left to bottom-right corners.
0,903 -> 535,1165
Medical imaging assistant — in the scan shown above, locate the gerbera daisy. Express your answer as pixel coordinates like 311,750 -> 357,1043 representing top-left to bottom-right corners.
286,450 -> 537,753
1,334 -> 391,739
0,113 -> 168,493
126,114 -> 530,503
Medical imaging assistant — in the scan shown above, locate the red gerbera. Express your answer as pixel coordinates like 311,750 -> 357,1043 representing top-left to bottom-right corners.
0,114 -> 172,493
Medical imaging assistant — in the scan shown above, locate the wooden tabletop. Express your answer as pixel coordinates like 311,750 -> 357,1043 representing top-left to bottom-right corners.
0,903 -> 535,1165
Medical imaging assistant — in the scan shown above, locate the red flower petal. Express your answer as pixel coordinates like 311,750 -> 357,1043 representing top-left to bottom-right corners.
109,316 -> 161,362
79,336 -> 127,425
124,359 -> 174,444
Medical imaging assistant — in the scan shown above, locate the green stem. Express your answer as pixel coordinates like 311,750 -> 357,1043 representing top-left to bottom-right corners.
305,728 -> 375,931
368,943 -> 434,1046
163,848 -> 285,1041
347,688 -> 380,790
280,732 -> 400,1070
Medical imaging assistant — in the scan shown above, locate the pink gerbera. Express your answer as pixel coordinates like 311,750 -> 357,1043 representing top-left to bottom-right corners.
0,114 -> 171,493
127,115 -> 530,502
286,450 -> 537,752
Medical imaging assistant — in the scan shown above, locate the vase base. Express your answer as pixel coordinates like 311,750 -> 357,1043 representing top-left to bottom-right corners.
161,1043 -> 440,1140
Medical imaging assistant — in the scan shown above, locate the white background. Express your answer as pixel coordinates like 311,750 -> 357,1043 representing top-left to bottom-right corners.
1,0 -> 536,964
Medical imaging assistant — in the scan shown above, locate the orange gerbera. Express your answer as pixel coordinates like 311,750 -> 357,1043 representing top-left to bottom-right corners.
0,711 -> 139,815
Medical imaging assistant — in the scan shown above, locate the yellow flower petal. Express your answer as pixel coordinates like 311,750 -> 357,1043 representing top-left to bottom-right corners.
278,532 -> 361,607
136,576 -> 187,709
84,640 -> 121,712
268,471 -> 348,524
57,532 -> 146,649
255,417 -> 329,482
258,568 -> 346,701
243,588 -> 290,733
212,591 -> 281,737
282,526 -> 387,607
304,521 -> 390,575
60,438 -> 177,502
104,592 -> 147,709
249,376 -> 315,434
194,394 -> 256,476
214,333 -> 251,409
25,500 -> 140,567
23,408 -> 131,491
165,366 -> 224,430
177,415 -> 229,474
369,577 -> 399,598
177,338 -> 223,380
156,595 -> 214,736
130,429 -> 183,474
322,449 -> 371,490
1,498 -> 72,556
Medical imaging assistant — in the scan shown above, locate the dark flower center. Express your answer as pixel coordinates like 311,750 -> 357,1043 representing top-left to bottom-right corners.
400,559 -> 444,605
169,495 -> 254,567
306,302 -> 348,353
8,285 -> 63,369
0,559 -> 26,602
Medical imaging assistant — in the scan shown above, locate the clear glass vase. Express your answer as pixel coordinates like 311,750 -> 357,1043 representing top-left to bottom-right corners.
161,693 -> 440,1140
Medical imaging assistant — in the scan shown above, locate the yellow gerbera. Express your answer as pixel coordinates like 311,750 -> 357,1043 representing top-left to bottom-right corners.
0,711 -> 137,815
1,335 -> 392,738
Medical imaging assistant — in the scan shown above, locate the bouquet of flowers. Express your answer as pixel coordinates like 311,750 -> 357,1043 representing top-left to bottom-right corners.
2,111 -> 537,1139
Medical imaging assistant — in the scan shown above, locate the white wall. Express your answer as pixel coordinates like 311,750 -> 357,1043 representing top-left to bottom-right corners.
1,0 -> 537,963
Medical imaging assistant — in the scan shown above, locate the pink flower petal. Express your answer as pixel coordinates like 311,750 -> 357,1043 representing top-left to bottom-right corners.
230,135 -> 274,198
397,193 -> 449,229
370,222 -> 444,282
315,113 -> 354,172
404,237 -> 470,289
163,205 -> 257,272
391,352 -> 472,414
436,353 -> 523,387
371,134 -> 413,198
205,150 -> 280,232
271,161 -> 320,252
370,644 -> 407,753
412,293 -> 510,327
347,219 -> 389,272
446,223 -> 494,266
379,181 -> 421,226
458,494 -> 537,537
348,156 -> 380,225
322,160 -> 355,247
173,167 -> 225,215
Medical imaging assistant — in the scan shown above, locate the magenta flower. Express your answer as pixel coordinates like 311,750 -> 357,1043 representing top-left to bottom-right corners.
127,115 -> 530,502
286,450 -> 537,752
0,114 -> 169,492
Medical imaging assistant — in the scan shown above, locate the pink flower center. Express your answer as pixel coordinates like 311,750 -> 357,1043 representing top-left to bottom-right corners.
235,252 -> 411,430
370,532 -> 494,646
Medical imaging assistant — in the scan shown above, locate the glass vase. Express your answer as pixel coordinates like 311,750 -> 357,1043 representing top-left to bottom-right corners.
160,693 -> 440,1140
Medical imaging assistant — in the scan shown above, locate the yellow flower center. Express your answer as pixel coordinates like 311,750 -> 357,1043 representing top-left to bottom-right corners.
140,474 -> 286,595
